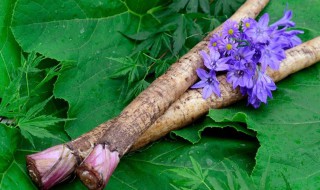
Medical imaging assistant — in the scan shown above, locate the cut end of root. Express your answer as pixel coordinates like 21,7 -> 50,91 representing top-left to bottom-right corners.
26,144 -> 77,190
26,156 -> 42,187
76,144 -> 119,190
77,165 -> 104,190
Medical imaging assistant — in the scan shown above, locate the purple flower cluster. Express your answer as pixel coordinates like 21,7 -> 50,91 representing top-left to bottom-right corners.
192,10 -> 303,108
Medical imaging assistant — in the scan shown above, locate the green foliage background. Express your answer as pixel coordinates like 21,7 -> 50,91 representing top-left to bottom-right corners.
1,0 -> 320,189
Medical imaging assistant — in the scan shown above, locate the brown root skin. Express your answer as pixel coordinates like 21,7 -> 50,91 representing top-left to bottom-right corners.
131,37 -> 320,151
66,118 -> 116,160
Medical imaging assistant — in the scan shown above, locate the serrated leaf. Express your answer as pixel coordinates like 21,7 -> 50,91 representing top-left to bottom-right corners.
169,0 -> 189,12
17,98 -> 68,146
190,156 -> 204,179
186,0 -> 198,13
19,115 -> 70,128
108,57 -> 135,78
24,97 -> 52,118
155,58 -> 171,77
173,15 -> 187,55
199,0 -> 210,14
124,79 -> 150,102
207,177 -> 226,190
222,162 -> 236,190
213,0 -> 245,17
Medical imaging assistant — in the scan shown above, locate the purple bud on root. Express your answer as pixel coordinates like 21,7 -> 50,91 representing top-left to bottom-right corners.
26,145 -> 77,190
76,144 -> 120,190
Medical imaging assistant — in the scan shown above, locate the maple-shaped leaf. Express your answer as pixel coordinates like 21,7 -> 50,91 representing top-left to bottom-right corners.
17,97 -> 69,147
213,0 -> 245,17
108,56 -> 148,84
170,0 -> 210,13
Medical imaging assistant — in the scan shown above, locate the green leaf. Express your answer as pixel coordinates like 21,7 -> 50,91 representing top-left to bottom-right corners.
17,97 -> 68,146
172,118 -> 256,144
11,0 -> 156,138
208,63 -> 320,189
170,0 -> 211,14
154,57 -> 172,77
125,0 -> 162,15
213,0 -> 245,18
169,0 -> 189,12
172,15 -> 187,55
199,0 -> 210,14
0,0 -> 21,97
20,125 -> 64,147
124,79 -> 150,102
0,125 -> 19,172
186,0 -> 198,14
0,126 -> 36,189
55,136 -> 257,190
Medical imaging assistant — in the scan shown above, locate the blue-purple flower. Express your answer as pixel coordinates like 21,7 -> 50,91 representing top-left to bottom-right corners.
241,18 -> 256,32
219,38 -> 238,54
222,20 -> 240,38
259,43 -> 286,71
270,10 -> 295,28
248,72 -> 276,108
200,49 -> 229,71
231,47 -> 255,63
209,34 -> 221,50
191,68 -> 221,99
246,13 -> 271,43
227,61 -> 254,89
194,9 -> 302,108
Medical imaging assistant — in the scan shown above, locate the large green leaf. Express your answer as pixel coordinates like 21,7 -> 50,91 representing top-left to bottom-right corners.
0,125 -> 36,189
11,0 -> 157,137
0,0 -> 21,97
208,63 -> 320,189
53,136 -> 257,190
262,0 -> 320,32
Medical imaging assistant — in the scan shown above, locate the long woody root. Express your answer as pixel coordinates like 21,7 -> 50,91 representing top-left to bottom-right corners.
131,37 -> 320,151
